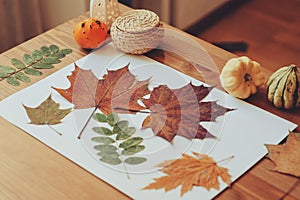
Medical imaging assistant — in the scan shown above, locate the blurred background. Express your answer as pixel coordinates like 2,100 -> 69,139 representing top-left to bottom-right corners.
0,0 -> 299,70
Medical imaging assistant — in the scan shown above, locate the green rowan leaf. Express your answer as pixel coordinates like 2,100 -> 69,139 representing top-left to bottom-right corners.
32,63 -> 54,69
100,156 -> 122,165
59,48 -> 72,55
91,136 -> 115,144
119,137 -> 143,149
41,46 -> 51,56
23,54 -> 34,65
15,72 -> 31,83
32,50 -> 43,60
107,112 -> 119,126
124,157 -> 147,165
113,120 -> 129,134
48,53 -> 65,59
94,144 -> 117,153
41,58 -> 61,64
122,145 -> 145,155
11,58 -> 26,69
23,95 -> 72,125
93,113 -> 107,123
6,76 -> 20,86
97,151 -> 119,158
24,68 -> 42,76
0,65 -> 16,77
92,127 -> 113,136
49,44 -> 59,53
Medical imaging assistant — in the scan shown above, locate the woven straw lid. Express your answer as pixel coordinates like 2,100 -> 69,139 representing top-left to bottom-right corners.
111,9 -> 163,54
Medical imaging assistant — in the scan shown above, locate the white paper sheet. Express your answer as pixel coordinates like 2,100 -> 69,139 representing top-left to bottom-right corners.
0,44 -> 297,200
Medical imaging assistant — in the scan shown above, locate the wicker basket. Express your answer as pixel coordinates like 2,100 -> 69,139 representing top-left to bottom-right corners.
110,9 -> 163,54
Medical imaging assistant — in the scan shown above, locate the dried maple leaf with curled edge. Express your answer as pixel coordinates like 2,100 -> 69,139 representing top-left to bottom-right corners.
265,132 -> 300,177
143,152 -> 232,196
142,83 -> 233,142
53,63 -> 150,115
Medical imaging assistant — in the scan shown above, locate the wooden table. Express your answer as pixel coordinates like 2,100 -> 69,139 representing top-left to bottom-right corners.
0,4 -> 299,200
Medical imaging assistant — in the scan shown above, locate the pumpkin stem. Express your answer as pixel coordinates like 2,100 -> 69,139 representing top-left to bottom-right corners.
244,73 -> 252,82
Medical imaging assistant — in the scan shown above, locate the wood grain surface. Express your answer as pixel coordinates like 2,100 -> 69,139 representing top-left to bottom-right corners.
0,4 -> 299,200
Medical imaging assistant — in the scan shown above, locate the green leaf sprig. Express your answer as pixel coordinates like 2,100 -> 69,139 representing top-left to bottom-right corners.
92,112 -> 147,166
0,45 -> 72,86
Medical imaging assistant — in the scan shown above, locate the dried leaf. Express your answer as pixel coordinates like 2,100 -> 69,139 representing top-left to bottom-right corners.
11,58 -> 26,69
6,76 -> 20,86
53,64 -> 150,114
124,157 -> 147,165
24,68 -> 43,76
142,84 -> 233,142
15,72 -> 31,83
23,54 -> 34,65
265,132 -> 300,177
119,137 -> 143,148
32,50 -> 43,61
23,95 -> 72,125
49,44 -> 59,53
0,65 -> 16,78
144,153 -> 232,196
121,145 -> 145,155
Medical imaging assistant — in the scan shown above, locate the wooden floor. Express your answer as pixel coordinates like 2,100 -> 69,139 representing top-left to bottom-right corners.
193,0 -> 300,73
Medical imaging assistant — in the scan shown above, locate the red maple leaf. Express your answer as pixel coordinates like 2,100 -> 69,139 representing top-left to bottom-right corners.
142,83 -> 233,142
53,63 -> 150,115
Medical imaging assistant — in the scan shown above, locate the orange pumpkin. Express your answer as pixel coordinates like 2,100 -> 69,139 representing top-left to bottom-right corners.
73,18 -> 108,49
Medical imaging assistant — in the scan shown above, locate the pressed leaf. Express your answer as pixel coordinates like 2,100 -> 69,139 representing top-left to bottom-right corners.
23,95 -> 72,125
124,157 -> 147,165
41,46 -> 51,56
122,145 -> 145,155
265,132 -> 300,177
92,127 -> 113,136
94,144 -> 118,153
15,72 -> 31,83
100,156 -> 122,165
144,153 -> 232,196
49,44 -> 59,53
97,151 -> 119,158
6,76 -> 20,86
119,137 -> 143,148
41,57 -> 61,64
11,58 -> 26,69
23,54 -> 34,65
24,68 -> 43,76
113,120 -> 129,134
142,84 -> 234,142
32,50 -> 43,61
91,136 -> 115,144
0,65 -> 15,77
48,53 -> 65,59
116,127 -> 136,140
32,63 -> 54,69
58,48 -> 73,55
93,113 -> 107,122
107,112 -> 120,126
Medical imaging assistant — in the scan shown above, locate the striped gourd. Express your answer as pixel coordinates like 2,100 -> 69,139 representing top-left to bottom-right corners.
266,64 -> 300,109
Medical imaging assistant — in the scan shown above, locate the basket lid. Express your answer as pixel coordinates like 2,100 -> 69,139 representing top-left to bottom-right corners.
114,9 -> 160,33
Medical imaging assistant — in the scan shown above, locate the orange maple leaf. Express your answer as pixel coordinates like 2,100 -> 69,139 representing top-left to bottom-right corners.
265,132 -> 300,177
143,152 -> 232,196
142,83 -> 233,142
53,63 -> 150,115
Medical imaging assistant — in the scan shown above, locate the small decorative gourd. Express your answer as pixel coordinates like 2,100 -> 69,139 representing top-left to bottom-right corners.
266,64 -> 300,109
90,0 -> 120,29
219,56 -> 265,99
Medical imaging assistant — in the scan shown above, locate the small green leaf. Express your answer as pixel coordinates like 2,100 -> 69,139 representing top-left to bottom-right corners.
113,120 -> 129,134
94,144 -> 117,153
23,54 -> 34,65
97,151 -> 119,158
107,113 -> 119,126
116,127 -> 136,140
122,145 -> 145,156
59,49 -> 72,55
92,127 -> 113,136
6,76 -> 20,86
11,58 -> 26,69
24,68 -> 42,76
32,63 -> 54,69
49,44 -> 59,53
91,136 -> 115,144
100,156 -> 122,165
41,58 -> 61,64
15,72 -> 31,83
48,53 -> 65,59
119,137 -> 143,149
124,157 -> 147,165
41,46 -> 51,56
93,113 -> 107,123
32,50 -> 43,60
0,65 -> 15,77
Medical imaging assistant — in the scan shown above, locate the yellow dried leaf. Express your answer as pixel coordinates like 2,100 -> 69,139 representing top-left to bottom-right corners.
143,152 -> 232,196
265,132 -> 300,177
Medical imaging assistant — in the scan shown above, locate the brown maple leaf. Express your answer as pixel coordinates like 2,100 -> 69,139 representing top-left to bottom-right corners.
265,132 -> 300,177
143,152 -> 232,196
53,63 -> 150,115
142,83 -> 233,142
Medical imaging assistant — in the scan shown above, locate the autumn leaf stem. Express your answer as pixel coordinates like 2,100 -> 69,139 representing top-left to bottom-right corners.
77,107 -> 98,139
280,178 -> 300,200
47,124 -> 63,136
216,155 -> 235,164
114,107 -> 153,114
